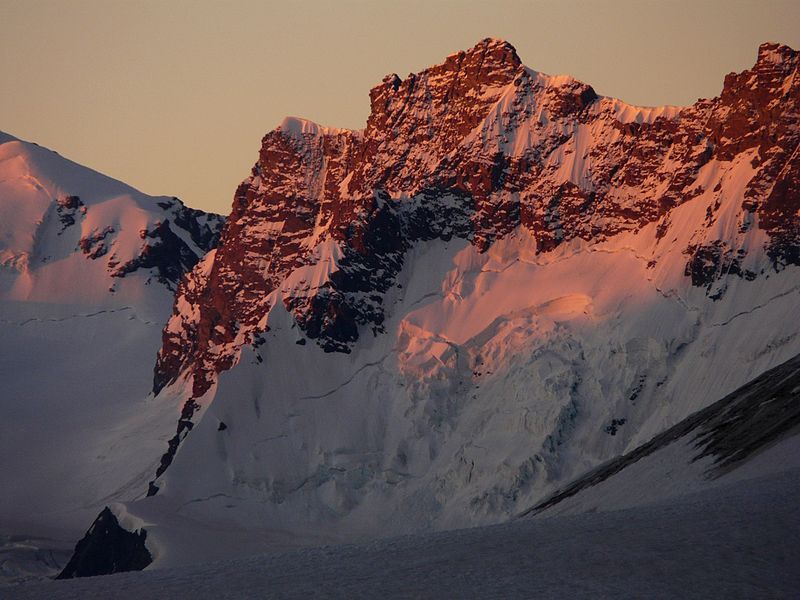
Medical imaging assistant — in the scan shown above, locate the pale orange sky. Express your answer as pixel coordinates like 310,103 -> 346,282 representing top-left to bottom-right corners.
1,0 -> 798,214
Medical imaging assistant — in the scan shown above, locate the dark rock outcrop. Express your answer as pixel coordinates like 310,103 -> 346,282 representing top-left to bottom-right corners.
57,507 -> 152,579
55,195 -> 85,232
111,220 -> 203,289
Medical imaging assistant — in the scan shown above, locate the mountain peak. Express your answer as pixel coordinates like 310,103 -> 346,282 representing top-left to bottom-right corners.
720,40 -> 798,104
462,37 -> 520,63
363,38 -> 525,168
441,36 -> 522,80
155,36 -> 800,403
369,37 -> 523,115
756,41 -> 798,65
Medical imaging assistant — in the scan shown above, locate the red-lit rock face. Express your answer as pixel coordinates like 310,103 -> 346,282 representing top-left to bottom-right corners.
154,38 -> 800,399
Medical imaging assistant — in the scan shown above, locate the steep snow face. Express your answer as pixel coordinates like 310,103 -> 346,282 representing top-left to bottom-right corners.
0,132 -> 224,581
521,351 -> 800,519
129,39 -> 800,565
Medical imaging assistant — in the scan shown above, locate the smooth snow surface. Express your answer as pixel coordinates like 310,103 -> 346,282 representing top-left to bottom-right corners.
9,465 -> 800,599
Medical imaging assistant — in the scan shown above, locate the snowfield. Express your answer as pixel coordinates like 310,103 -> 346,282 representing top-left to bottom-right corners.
8,461 -> 800,599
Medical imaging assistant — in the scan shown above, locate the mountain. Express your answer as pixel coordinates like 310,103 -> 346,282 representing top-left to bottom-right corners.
0,131 -> 223,583
84,37 -> 797,571
5,37 -> 800,587
154,39 -> 799,400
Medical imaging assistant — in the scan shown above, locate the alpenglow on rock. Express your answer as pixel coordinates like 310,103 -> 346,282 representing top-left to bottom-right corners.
155,39 -> 800,399
118,39 -> 800,569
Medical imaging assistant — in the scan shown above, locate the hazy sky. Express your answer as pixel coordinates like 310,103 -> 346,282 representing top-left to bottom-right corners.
1,0 -> 798,214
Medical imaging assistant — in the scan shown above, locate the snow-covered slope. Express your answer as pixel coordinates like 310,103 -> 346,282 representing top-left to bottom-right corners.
0,131 -> 224,582
68,38 -> 798,573
520,351 -> 800,518
11,463 -> 800,598
12,351 -> 800,595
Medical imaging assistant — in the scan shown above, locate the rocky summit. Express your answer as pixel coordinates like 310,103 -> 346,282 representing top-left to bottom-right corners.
156,38 -> 799,401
